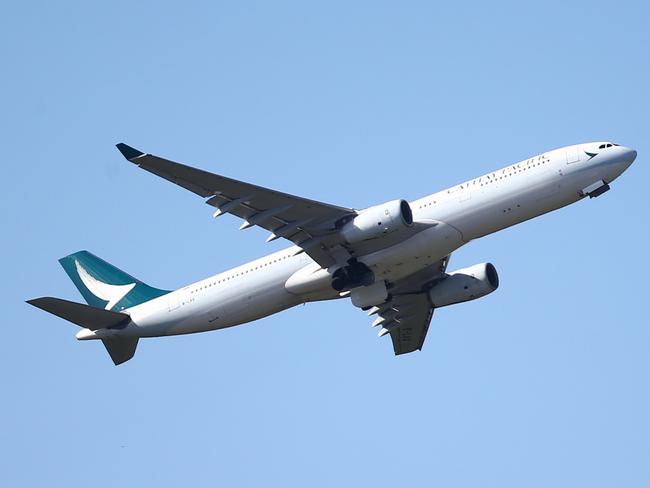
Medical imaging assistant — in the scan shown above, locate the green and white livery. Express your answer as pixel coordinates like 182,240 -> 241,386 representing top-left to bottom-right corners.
28,141 -> 637,365
59,251 -> 170,311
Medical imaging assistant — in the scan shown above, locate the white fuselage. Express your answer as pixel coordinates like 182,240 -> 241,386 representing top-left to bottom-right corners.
117,143 -> 635,339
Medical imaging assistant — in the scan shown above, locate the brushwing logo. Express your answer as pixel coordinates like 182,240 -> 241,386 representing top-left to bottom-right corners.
75,260 -> 136,310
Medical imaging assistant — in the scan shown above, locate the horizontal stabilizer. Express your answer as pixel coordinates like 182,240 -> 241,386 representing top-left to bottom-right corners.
26,297 -> 131,330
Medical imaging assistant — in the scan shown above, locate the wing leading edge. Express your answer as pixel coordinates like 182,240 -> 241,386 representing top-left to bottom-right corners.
116,143 -> 355,268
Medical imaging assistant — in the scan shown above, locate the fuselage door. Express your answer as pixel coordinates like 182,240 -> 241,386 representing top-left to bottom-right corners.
168,291 -> 180,312
458,187 -> 471,202
566,145 -> 580,164
168,286 -> 191,312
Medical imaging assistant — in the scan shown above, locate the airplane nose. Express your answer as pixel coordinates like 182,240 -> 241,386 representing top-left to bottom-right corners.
603,146 -> 637,181
614,147 -> 637,173
627,148 -> 638,163
620,147 -> 637,166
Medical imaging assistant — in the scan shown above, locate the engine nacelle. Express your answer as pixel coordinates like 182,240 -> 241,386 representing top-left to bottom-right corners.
341,199 -> 413,244
428,263 -> 499,308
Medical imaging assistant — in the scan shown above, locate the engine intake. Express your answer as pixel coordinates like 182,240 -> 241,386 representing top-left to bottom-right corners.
341,199 -> 413,244
428,263 -> 499,308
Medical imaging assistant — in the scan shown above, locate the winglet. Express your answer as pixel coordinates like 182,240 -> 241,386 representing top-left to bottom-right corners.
116,143 -> 145,161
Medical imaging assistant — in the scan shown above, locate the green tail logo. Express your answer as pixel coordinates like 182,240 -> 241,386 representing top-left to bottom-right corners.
59,251 -> 170,311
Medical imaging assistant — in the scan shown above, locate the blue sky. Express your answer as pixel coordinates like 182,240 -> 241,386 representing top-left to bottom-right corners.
2,1 -> 649,486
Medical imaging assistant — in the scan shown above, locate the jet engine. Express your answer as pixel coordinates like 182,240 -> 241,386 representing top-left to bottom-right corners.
428,263 -> 499,308
341,199 -> 413,244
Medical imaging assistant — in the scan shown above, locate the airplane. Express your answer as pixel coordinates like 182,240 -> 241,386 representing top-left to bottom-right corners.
27,141 -> 637,365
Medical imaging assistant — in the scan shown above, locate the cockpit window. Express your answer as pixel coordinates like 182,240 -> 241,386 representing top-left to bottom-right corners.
599,142 -> 617,149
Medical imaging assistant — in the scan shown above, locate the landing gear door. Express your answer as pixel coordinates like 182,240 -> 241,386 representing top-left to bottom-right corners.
566,145 -> 580,164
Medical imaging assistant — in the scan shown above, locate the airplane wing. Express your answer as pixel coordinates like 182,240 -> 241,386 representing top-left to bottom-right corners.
367,256 -> 450,355
371,293 -> 435,354
116,143 -> 355,268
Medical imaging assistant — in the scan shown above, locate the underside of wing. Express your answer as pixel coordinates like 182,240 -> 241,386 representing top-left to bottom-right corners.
371,293 -> 435,355
366,256 -> 450,355
116,143 -> 355,267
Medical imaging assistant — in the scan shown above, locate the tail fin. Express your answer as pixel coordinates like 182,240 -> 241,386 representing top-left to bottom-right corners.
58,251 -> 169,311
